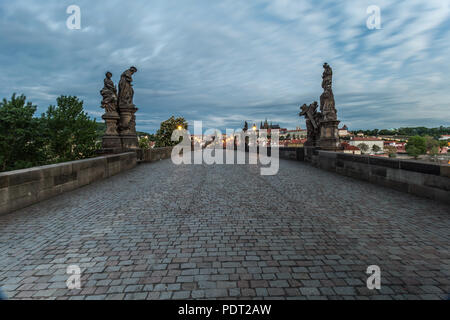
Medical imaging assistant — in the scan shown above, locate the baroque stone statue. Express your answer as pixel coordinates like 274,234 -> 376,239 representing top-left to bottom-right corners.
100,72 -> 121,151
299,63 -> 341,151
100,72 -> 118,115
300,102 -> 322,146
118,66 -> 137,109
243,121 -> 248,132
117,66 -> 139,149
320,63 -> 337,121
99,67 -> 140,152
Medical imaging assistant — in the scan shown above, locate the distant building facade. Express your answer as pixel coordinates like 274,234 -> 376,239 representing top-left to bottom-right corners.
349,137 -> 384,154
341,142 -> 361,155
338,125 -> 351,137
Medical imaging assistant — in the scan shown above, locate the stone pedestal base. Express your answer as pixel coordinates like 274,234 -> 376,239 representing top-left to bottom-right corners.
118,105 -> 138,150
121,135 -> 139,150
319,120 -> 341,151
101,111 -> 122,154
102,135 -> 122,149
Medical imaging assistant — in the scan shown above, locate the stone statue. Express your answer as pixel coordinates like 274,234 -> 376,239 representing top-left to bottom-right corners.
299,63 -> 340,150
300,102 -> 322,146
117,66 -> 139,149
100,72 -> 118,114
321,62 -> 333,91
100,72 -> 121,150
243,121 -> 248,132
118,66 -> 138,109
320,62 -> 337,121
99,67 -> 140,152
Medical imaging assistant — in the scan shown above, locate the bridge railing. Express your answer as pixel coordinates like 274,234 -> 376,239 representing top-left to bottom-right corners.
278,146 -> 450,205
0,152 -> 137,216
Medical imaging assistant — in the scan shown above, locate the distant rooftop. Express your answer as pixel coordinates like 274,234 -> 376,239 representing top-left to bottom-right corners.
352,137 -> 381,141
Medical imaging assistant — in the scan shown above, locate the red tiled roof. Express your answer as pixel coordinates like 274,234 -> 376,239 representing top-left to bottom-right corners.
341,142 -> 360,151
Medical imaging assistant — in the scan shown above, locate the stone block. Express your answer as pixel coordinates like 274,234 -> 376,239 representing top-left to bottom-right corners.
440,165 -> 450,178
0,188 -> 8,206
296,148 -> 305,161
318,151 -> 337,159
370,166 -> 387,178
423,175 -> 450,192
0,175 -> 8,189
8,182 -> 38,201
336,153 -> 354,161
107,155 -> 121,163
400,160 -> 441,175
7,168 -> 42,187
53,171 -> 77,186
349,154 -> 370,164
369,157 -> 400,169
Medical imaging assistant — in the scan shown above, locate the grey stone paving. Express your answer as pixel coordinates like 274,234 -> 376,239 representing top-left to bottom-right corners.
0,152 -> 449,300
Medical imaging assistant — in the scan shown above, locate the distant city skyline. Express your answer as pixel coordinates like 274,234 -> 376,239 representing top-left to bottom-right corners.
0,0 -> 449,133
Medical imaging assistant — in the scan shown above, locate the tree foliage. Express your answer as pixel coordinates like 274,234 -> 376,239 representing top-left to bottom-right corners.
406,136 -> 427,159
0,94 -> 98,172
139,136 -> 151,150
384,145 -> 397,158
41,96 -> 98,162
155,116 -> 188,148
0,94 -> 47,171
424,135 -> 440,156
355,126 -> 450,138
357,143 -> 369,153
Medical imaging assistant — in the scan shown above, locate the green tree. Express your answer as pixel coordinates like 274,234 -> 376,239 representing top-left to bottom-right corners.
439,140 -> 449,148
139,136 -> 151,150
155,116 -> 188,148
424,136 -> 439,156
406,136 -> 427,159
384,145 -> 397,158
357,143 -> 369,154
0,94 -> 47,171
41,96 -> 98,162
372,145 -> 381,153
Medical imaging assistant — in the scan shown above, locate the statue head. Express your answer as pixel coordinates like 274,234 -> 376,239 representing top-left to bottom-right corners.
105,71 -> 112,79
130,66 -> 138,74
299,104 -> 308,117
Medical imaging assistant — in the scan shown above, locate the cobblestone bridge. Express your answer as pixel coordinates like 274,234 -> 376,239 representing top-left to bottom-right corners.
0,153 -> 448,300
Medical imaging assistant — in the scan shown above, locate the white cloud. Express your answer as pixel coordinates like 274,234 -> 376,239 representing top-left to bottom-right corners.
0,0 -> 448,132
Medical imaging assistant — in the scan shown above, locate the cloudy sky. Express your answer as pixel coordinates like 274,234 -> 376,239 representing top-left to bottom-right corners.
0,0 -> 449,133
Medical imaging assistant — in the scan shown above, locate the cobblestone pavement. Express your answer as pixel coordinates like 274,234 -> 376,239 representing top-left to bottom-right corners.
0,152 -> 449,300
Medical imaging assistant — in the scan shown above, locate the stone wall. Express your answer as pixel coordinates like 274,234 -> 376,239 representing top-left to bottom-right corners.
279,147 -> 305,161
0,152 -> 137,216
280,147 -> 450,204
138,147 -> 174,163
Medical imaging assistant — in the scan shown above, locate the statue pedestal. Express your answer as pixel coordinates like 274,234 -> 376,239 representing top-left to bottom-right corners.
121,135 -> 139,150
319,120 -> 341,151
101,112 -> 122,152
119,105 -> 139,150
